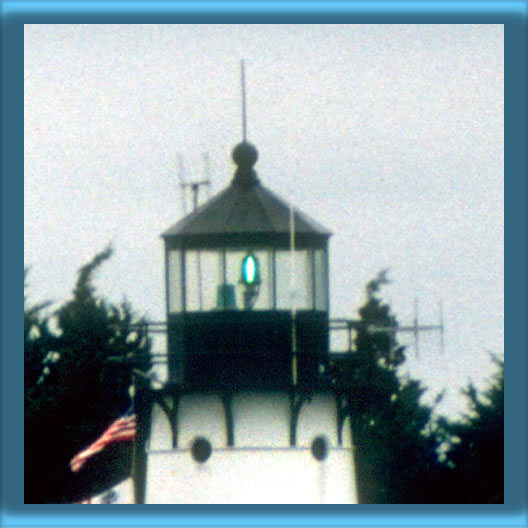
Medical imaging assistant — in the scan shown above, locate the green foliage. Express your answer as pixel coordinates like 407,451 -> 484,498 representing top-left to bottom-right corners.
332,271 -> 504,504
24,267 -> 54,389
440,356 -> 504,503
333,270 -> 442,503
24,247 -> 151,504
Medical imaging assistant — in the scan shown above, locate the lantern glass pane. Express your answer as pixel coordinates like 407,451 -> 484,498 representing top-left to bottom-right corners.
185,250 -> 223,312
168,250 -> 182,313
275,250 -> 313,310
201,251 -> 224,311
314,249 -> 328,311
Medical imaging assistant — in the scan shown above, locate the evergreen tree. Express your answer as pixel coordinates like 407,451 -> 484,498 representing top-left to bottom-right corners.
24,268 -> 54,390
440,356 -> 504,503
24,247 -> 151,503
332,271 -> 443,503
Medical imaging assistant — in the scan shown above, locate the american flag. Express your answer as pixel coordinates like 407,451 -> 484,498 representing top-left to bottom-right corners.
70,410 -> 136,473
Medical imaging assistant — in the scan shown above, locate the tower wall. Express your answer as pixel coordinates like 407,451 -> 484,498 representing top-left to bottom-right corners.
144,391 -> 357,504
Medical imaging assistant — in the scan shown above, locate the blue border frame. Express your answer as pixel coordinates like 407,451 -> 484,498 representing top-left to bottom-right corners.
4,1 -> 526,526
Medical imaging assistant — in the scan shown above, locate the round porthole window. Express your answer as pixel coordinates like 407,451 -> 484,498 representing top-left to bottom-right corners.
311,436 -> 329,461
190,437 -> 212,463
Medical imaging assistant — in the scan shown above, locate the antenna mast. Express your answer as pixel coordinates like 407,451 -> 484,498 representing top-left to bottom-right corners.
177,155 -> 187,215
177,154 -> 212,311
178,157 -> 211,213
203,152 -> 212,199
414,297 -> 420,358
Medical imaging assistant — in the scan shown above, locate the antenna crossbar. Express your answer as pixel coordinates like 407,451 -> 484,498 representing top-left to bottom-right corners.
178,154 -> 212,213
329,299 -> 445,358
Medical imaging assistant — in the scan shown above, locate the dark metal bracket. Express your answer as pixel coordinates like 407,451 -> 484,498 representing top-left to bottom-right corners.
289,391 -> 305,446
335,393 -> 350,446
221,393 -> 235,447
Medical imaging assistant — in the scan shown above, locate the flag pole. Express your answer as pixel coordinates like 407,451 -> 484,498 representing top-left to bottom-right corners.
131,368 -> 152,504
129,381 -> 137,504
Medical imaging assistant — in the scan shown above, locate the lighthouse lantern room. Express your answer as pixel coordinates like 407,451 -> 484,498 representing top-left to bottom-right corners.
162,142 -> 330,390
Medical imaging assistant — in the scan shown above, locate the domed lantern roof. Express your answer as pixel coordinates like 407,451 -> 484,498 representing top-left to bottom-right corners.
161,142 -> 331,249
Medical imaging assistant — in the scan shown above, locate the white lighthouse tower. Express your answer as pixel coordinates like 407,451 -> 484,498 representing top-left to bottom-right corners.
132,141 -> 358,504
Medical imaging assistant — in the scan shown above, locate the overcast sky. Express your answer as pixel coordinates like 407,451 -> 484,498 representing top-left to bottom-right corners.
24,24 -> 503,417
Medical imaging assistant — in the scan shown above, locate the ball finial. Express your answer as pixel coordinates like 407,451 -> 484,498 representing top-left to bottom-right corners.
232,142 -> 258,170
